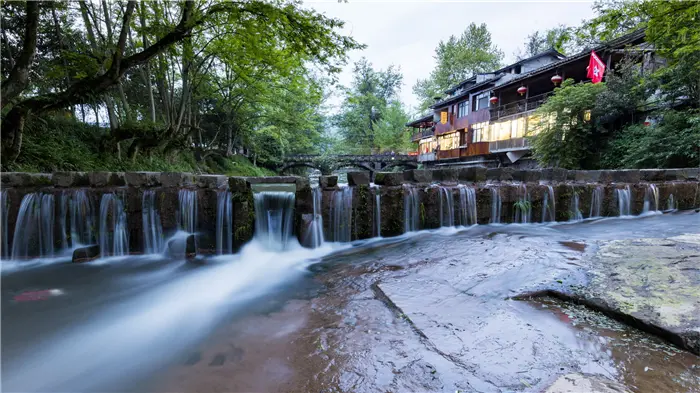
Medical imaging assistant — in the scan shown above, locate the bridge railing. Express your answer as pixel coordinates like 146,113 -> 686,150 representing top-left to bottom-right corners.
283,154 -> 417,162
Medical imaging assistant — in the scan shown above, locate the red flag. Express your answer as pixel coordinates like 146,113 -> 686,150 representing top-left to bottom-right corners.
587,51 -> 606,84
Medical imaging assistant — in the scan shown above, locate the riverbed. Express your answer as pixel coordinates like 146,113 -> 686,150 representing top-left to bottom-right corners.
2,212 -> 699,392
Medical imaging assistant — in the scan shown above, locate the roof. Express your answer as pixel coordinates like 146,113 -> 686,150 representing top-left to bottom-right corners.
406,113 -> 434,127
431,75 -> 501,109
493,29 -> 646,91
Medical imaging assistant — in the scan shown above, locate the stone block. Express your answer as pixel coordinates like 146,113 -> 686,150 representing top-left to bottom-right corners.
374,172 -> 403,186
486,167 -> 514,181
161,172 -> 195,188
196,175 -> 228,189
663,168 -> 695,181
89,172 -> 126,187
612,169 -> 640,183
512,169 -> 541,183
347,171 -> 370,186
433,168 -> 459,182
566,170 -> 576,181
295,176 -> 310,192
458,167 -> 487,182
52,171 -> 89,187
574,170 -> 601,183
540,168 -> 567,182
72,245 -> 101,263
1,172 -> 52,188
125,172 -> 161,187
597,170 -> 614,183
640,169 -> 664,182
245,176 -> 297,185
228,176 -> 249,192
319,175 -> 338,188
410,170 -> 433,183
685,168 -> 699,180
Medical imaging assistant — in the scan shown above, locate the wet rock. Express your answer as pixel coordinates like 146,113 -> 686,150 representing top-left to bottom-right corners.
161,172 -> 195,188
72,245 -> 101,263
433,168 -> 458,182
544,373 -> 631,393
374,172 -> 403,186
89,172 -> 126,187
53,171 -> 89,187
166,234 -> 197,260
457,167 -> 486,182
125,172 -> 161,187
541,168 -> 567,182
228,176 -> 249,193
196,175 -> 227,189
319,175 -> 337,189
1,172 -> 52,188
347,171 -> 370,186
295,176 -> 310,192
409,170 -> 433,183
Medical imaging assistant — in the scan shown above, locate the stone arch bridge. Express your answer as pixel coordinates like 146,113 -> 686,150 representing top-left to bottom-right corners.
279,154 -> 418,176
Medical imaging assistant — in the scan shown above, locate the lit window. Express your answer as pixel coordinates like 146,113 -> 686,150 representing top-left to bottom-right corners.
584,110 -> 591,122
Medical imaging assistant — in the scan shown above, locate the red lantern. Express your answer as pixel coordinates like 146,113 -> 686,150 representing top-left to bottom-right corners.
489,96 -> 498,105
517,86 -> 527,96
551,74 -> 563,86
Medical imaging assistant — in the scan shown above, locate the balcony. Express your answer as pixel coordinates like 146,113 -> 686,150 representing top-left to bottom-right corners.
435,113 -> 469,135
461,142 -> 490,157
411,128 -> 434,142
490,91 -> 553,121
489,137 -> 531,153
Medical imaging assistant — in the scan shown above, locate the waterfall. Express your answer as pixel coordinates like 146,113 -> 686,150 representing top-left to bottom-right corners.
99,193 -> 129,258
570,190 -> 583,221
541,185 -> 556,222
457,185 -> 477,226
142,190 -> 164,254
66,190 -> 95,247
589,186 -> 603,218
306,187 -> 325,248
616,186 -> 632,216
513,185 -> 531,224
372,185 -> 381,237
642,184 -> 659,213
666,194 -> 676,211
438,186 -> 455,227
1,191 -> 8,259
403,185 -> 420,232
490,187 -> 502,224
253,191 -> 296,250
329,187 -> 353,242
178,189 -> 197,233
11,193 -> 55,260
216,190 -> 233,254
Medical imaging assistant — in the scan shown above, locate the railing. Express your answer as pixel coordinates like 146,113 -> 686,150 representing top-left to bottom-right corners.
490,91 -> 553,121
411,128 -> 434,142
284,154 -> 417,162
489,137 -> 531,153
460,142 -> 490,157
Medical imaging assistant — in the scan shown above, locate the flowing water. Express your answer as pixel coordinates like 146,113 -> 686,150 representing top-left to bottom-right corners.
306,187 -> 325,248
1,190 -> 8,259
570,189 -> 583,221
438,186 -> 455,227
98,193 -> 129,258
513,184 -> 531,223
254,191 -> 296,250
216,190 -> 233,255
490,187 -> 502,224
643,184 -> 659,213
667,194 -> 676,211
403,185 -> 420,232
457,185 -> 477,226
590,186 -> 603,218
372,185 -> 381,237
178,189 -> 198,234
10,193 -> 55,260
329,187 -> 353,242
616,186 -> 632,216
542,185 -> 556,222
69,190 -> 95,247
142,190 -> 164,254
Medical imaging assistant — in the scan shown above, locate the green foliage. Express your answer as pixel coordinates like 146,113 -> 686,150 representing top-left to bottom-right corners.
413,23 -> 503,111
373,101 -> 413,153
517,25 -> 579,59
530,79 -> 607,169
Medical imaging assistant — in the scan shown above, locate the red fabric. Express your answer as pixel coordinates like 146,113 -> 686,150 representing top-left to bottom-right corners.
587,51 -> 606,84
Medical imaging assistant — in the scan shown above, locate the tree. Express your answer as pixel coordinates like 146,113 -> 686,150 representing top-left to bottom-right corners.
413,23 -> 503,112
374,101 -> 412,153
334,58 -> 403,154
516,25 -> 580,59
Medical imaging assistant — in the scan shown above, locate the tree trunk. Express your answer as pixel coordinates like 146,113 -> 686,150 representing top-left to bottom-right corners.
140,1 -> 156,122
1,1 -> 40,109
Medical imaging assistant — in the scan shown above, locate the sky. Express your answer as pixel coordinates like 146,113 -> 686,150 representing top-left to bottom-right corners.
305,1 -> 596,115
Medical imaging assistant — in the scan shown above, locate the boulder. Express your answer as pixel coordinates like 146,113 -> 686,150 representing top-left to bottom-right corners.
52,171 -> 89,188
161,172 -> 195,188
374,172 -> 403,186
72,245 -> 101,263
319,175 -> 338,189
410,169 -> 433,183
196,175 -> 228,189
347,171 -> 370,186
89,172 -> 126,187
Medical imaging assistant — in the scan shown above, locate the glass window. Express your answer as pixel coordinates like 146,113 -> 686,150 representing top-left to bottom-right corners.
477,96 -> 489,111
458,101 -> 468,118
438,132 -> 459,150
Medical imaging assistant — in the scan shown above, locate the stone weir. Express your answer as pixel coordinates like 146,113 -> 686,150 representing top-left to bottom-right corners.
1,168 -> 699,259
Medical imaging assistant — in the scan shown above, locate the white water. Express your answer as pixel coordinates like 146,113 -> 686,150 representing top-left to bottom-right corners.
542,185 -> 556,222
143,190 -> 164,254
99,193 -> 129,258
372,184 -> 381,237
570,190 -> 583,221
589,186 -> 603,218
457,185 -> 477,226
216,189 -> 233,254
177,189 -> 198,234
616,186 -> 632,216
1,190 -> 8,259
490,187 -> 502,224
254,191 -> 296,250
513,185 -> 531,224
666,194 -> 676,211
403,185 -> 420,232
10,193 -> 55,260
642,184 -> 659,213
305,187 -> 325,248
329,186 -> 353,242
438,186 -> 455,227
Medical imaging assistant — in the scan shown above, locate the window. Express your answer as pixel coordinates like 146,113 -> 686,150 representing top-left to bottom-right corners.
472,122 -> 489,143
477,96 -> 488,111
514,65 -> 522,74
438,132 -> 459,150
458,101 -> 468,118
419,138 -> 437,154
